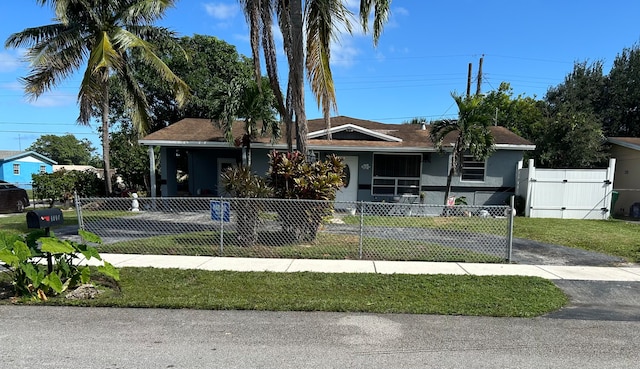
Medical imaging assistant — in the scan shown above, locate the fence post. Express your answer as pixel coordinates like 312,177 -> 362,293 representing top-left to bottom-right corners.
507,195 -> 514,262
74,191 -> 84,230
358,201 -> 364,260
219,196 -> 224,255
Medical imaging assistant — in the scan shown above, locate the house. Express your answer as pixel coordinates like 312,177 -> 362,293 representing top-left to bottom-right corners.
138,116 -> 535,205
0,150 -> 57,189
53,165 -> 102,178
608,137 -> 640,217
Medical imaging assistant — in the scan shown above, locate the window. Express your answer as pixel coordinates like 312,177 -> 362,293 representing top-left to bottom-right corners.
13,164 -> 20,175
39,165 -> 46,174
372,154 -> 421,195
461,155 -> 485,181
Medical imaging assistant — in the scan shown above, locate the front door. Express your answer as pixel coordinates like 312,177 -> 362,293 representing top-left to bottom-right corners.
217,158 -> 236,196
335,156 -> 358,208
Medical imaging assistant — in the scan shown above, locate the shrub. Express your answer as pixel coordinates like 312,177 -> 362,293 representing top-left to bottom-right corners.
32,169 -> 104,208
0,229 -> 119,300
221,166 -> 272,246
267,151 -> 345,242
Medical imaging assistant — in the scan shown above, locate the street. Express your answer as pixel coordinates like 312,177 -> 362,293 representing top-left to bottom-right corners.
1,305 -> 639,368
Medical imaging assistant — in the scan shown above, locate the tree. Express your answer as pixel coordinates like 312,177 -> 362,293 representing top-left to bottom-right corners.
429,94 -> 495,205
534,107 -> 608,168
545,61 -> 606,117
240,0 -> 391,156
109,123 -> 153,193
27,134 -> 97,165
479,82 -> 544,140
221,77 -> 280,168
6,0 -> 189,195
110,34 -> 256,133
603,45 -> 640,137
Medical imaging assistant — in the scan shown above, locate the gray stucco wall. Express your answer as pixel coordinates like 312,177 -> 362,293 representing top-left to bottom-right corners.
421,150 -> 524,205
156,146 -> 524,206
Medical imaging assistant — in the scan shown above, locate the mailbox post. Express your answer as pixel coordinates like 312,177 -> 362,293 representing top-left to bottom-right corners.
26,209 -> 64,273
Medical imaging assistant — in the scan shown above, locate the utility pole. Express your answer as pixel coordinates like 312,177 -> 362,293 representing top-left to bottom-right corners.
476,54 -> 484,95
466,63 -> 472,97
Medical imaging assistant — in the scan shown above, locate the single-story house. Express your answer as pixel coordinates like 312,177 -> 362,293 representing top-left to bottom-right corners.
53,165 -> 102,178
138,116 -> 535,205
0,150 -> 57,189
608,137 -> 640,217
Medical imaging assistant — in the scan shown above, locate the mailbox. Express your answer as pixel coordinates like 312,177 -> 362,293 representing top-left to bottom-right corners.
26,209 -> 64,229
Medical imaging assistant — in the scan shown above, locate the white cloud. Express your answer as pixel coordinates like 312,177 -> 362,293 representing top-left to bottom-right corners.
28,92 -> 76,108
0,53 -> 22,73
330,38 -> 360,68
394,7 -> 409,16
203,2 -> 240,20
1,81 -> 24,91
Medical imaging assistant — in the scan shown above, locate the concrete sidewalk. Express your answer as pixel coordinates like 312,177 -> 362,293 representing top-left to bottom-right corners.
89,254 -> 640,281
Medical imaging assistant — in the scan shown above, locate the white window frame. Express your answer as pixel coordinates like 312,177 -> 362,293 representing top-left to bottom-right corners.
13,164 -> 20,175
372,153 -> 422,196
460,155 -> 486,182
39,165 -> 46,174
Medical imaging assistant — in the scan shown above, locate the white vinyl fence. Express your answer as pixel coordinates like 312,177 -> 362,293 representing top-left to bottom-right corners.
516,158 -> 616,219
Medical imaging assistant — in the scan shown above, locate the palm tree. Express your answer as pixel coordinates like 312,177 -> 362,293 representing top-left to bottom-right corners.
239,0 -> 390,156
430,93 -> 495,205
5,0 -> 189,194
218,77 -> 280,168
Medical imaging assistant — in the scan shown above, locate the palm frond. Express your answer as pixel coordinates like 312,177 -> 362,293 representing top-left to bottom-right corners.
118,60 -> 153,135
359,0 -> 390,45
113,28 -> 190,107
305,0 -> 352,132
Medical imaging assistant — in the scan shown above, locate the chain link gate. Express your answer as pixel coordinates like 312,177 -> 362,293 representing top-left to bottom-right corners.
75,195 -> 513,263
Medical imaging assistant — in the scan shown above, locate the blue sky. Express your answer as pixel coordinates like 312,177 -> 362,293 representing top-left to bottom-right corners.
1,1 -> 640,154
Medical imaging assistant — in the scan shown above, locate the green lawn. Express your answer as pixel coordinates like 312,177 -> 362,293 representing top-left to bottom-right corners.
2,268 -> 567,317
513,217 -> 640,262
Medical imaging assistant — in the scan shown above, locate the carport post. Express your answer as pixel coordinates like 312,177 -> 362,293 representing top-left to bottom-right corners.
507,195 -> 514,262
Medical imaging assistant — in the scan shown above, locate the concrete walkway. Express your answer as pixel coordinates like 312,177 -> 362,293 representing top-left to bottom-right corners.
91,254 -> 640,281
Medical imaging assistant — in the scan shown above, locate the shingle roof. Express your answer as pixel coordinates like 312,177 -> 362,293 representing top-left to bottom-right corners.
0,150 -> 57,164
139,116 -> 535,150
608,137 -> 640,151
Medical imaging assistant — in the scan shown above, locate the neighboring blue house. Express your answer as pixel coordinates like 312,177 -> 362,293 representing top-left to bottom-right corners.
139,116 -> 535,206
0,150 -> 57,189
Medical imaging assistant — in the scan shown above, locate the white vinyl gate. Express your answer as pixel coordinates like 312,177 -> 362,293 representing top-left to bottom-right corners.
516,159 -> 616,219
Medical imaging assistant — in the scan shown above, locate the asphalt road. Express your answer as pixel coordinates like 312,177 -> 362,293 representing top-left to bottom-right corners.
1,306 -> 639,369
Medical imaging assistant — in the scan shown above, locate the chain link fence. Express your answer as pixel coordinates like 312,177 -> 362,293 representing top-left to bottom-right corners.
76,196 -> 514,263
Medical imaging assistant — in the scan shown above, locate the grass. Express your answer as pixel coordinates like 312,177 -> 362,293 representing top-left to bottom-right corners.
97,231 -> 503,262
342,214 -> 508,235
513,217 -> 640,262
1,268 -> 567,317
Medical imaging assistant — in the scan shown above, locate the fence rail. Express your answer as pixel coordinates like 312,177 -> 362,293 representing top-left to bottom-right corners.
76,196 -> 514,263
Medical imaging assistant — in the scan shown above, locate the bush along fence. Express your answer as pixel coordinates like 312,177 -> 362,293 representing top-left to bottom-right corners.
74,196 -> 515,263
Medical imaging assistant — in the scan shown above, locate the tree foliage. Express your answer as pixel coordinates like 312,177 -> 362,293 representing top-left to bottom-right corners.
27,134 -> 99,166
32,169 -> 104,207
534,108 -> 608,168
111,34 -> 255,132
479,82 -> 544,140
603,45 -> 640,137
6,0 -> 189,194
109,123 -> 154,193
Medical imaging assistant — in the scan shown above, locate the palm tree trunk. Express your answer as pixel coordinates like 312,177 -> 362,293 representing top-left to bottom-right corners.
444,166 -> 454,206
102,82 -> 113,195
289,0 -> 307,156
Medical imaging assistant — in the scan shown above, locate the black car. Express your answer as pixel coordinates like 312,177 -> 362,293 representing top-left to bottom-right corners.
0,180 -> 30,213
